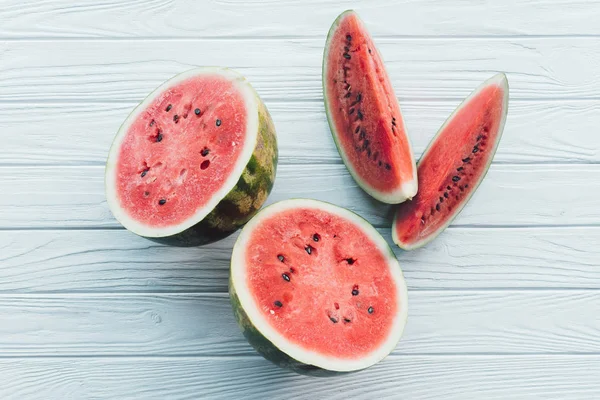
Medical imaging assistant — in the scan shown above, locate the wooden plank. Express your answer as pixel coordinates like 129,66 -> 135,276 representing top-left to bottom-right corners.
0,0 -> 599,38
1,38 -> 599,104
0,164 -> 597,229
0,291 -> 599,357
2,227 -> 600,293
4,100 -> 600,166
3,356 -> 600,399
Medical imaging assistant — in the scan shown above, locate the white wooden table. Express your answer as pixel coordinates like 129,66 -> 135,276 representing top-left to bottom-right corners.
2,1 -> 600,398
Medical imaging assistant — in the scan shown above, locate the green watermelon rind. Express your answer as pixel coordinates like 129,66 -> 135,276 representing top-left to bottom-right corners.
229,198 -> 408,374
322,10 -> 418,205
392,73 -> 510,251
105,67 -> 278,246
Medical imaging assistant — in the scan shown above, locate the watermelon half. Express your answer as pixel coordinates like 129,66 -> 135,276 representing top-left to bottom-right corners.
323,10 -> 418,204
393,73 -> 509,250
105,67 -> 278,246
230,199 -> 408,373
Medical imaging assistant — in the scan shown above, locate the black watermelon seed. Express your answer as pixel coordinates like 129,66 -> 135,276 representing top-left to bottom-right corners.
378,161 -> 382,167
368,307 -> 374,314
359,129 -> 366,140
149,120 -> 155,127
141,170 -> 148,178
159,199 -> 167,205
452,176 -> 461,182
344,46 -> 350,52
305,245 -> 313,255
274,300 -> 283,308
173,114 -> 179,123
352,289 -> 359,296
465,184 -> 469,188
282,273 -> 290,282
343,53 -> 351,59
201,148 -> 210,157
392,119 -> 397,126
345,92 -> 352,98
156,133 -> 163,142
385,163 -> 391,170
457,166 -> 464,171
462,157 -> 471,163
355,126 -> 360,134
439,196 -> 444,203
195,108 -> 201,115
357,110 -> 363,120
447,185 -> 452,191
356,93 -> 362,102
277,254 -> 285,262
346,34 -> 352,41
165,104 -> 172,112
349,108 -> 355,115
362,139 -> 370,150
444,192 -> 449,198
330,316 -> 339,323
472,147 -> 479,153
477,135 -> 483,141
216,119 -> 222,127
436,204 -> 440,211
368,48 -> 372,54
144,191 -> 150,196
366,148 -> 371,158
313,233 -> 320,242
343,318 -> 351,323
346,258 -> 355,265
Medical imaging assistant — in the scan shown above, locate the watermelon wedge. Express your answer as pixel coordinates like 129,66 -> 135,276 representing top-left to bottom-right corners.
105,67 -> 278,246
393,73 -> 509,250
323,10 -> 418,204
230,199 -> 408,373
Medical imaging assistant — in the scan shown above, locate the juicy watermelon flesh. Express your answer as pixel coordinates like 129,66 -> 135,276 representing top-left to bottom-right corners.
245,207 -> 398,359
394,83 -> 506,245
115,75 -> 247,227
325,12 -> 414,193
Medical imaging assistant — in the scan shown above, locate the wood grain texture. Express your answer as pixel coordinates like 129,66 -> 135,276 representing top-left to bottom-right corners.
1,356 -> 599,399
1,38 -> 599,104
1,291 -> 599,356
2,227 -> 600,293
1,164 -> 597,229
0,0 -> 599,38
4,99 -> 600,166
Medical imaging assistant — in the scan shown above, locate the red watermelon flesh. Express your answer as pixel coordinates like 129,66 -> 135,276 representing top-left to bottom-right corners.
393,74 -> 509,250
323,10 -> 417,204
115,75 -> 247,227
243,204 -> 401,360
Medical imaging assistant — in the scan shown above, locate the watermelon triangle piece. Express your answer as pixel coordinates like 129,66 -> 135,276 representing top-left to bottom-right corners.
393,73 -> 510,250
323,10 -> 418,204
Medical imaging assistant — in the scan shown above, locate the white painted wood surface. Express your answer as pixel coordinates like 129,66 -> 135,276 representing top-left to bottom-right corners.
2,1 -> 600,398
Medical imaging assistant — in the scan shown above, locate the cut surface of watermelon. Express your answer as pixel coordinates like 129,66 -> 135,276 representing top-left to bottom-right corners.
323,10 -> 417,204
231,199 -> 408,372
105,67 -> 277,244
393,73 -> 509,250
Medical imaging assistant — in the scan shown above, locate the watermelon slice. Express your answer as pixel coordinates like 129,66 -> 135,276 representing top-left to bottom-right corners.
323,10 -> 418,204
393,73 -> 509,250
105,67 -> 278,246
230,199 -> 408,373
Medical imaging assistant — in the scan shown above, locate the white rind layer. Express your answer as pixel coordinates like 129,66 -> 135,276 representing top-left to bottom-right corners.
105,67 -> 259,238
322,10 -> 418,205
231,198 -> 409,372
392,73 -> 510,250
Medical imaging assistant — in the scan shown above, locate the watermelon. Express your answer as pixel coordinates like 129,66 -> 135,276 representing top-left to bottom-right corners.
322,10 -> 418,204
393,73 -> 509,250
105,67 -> 278,246
230,199 -> 408,373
